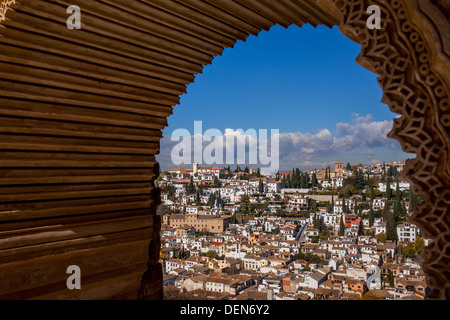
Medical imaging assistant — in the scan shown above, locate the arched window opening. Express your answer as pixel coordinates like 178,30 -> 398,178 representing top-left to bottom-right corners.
157,25 -> 426,301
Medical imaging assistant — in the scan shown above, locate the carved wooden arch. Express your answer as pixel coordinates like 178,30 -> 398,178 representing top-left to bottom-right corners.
0,0 -> 448,299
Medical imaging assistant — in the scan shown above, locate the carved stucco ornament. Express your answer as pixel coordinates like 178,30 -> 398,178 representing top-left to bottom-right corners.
334,0 -> 450,299
0,0 -> 14,22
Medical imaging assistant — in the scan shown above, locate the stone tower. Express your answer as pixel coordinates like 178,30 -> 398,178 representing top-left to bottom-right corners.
335,162 -> 343,177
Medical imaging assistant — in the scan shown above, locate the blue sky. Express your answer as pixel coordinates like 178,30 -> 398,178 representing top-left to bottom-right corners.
158,24 -> 412,172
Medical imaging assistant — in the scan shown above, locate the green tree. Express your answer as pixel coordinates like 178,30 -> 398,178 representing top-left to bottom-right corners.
186,176 -> 196,194
313,213 -> 320,230
327,196 -> 334,214
400,201 -> 407,220
409,190 -> 416,213
376,233 -> 387,243
300,174 -> 308,188
347,169 -> 366,191
387,270 -> 395,287
392,166 -> 398,179
415,236 -> 425,255
209,192 -> 216,207
393,178 -> 401,219
403,242 -> 417,258
206,250 -> 219,259
370,184 -> 375,200
195,189 -> 200,205
339,216 -> 345,236
258,179 -> 264,193
386,177 -> 392,200
217,191 -> 222,208
213,176 -> 221,188
386,214 -> 398,242
369,206 -> 375,227
311,173 -> 318,187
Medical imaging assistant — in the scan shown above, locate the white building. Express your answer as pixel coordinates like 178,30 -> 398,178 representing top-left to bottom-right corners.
242,255 -> 269,271
304,227 -> 319,242
373,198 -> 385,210
397,223 -> 418,242
304,272 -> 327,289
320,213 -> 339,226
331,177 -> 344,188
288,195 -> 310,211
267,181 -> 282,193
375,222 -> 387,235
185,205 -> 199,214
378,181 -> 410,192
280,223 -> 299,241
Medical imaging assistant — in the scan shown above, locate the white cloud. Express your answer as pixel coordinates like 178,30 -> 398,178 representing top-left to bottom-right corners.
157,114 -> 404,171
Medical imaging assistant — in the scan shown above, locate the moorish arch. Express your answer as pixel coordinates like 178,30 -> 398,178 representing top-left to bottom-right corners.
0,0 -> 448,299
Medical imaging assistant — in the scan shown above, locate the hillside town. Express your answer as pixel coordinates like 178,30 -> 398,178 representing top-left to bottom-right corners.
157,160 -> 429,300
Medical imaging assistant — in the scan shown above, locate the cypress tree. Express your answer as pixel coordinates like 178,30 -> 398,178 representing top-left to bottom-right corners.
401,201 -> 407,219
313,213 -> 319,230
328,196 -> 334,214
187,176 -> 195,194
312,173 -> 318,187
369,205 -> 375,227
386,175 -> 392,200
258,179 -> 264,193
196,189 -> 200,205
370,184 -> 375,200
301,174 -> 308,188
210,192 -> 216,207
409,190 -> 415,213
388,270 -> 395,286
319,216 -> 325,233
382,200 -> 390,220
342,197 -> 348,214
392,166 -> 398,179
386,212 -> 398,242
394,179 -> 401,219
217,191 -> 222,208
355,170 -> 365,191
339,216 -> 345,236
